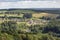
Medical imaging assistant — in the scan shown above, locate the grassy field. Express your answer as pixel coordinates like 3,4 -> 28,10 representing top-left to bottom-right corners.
32,12 -> 59,18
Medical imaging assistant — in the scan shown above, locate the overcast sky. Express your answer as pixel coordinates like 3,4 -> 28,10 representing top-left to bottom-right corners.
0,0 -> 59,2
0,0 -> 60,9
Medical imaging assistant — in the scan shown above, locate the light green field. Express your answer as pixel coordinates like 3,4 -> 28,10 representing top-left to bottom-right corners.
32,12 -> 59,18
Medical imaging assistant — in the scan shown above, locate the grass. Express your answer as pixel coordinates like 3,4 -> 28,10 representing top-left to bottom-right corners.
32,12 -> 59,18
0,14 -> 4,16
6,14 -> 23,17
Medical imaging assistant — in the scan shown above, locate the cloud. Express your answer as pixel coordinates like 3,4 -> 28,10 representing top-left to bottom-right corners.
0,0 -> 20,2
0,1 -> 60,9
0,0 -> 60,2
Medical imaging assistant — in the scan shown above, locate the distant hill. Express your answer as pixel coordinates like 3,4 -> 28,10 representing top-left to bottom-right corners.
0,8 -> 60,14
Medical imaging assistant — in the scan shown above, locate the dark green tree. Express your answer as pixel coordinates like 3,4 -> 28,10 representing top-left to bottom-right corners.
23,13 -> 32,18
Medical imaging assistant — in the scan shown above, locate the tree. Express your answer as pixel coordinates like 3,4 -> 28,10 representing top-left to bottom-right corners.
1,21 -> 18,35
29,25 -> 41,33
23,13 -> 32,18
40,35 -> 48,40
1,21 -> 9,33
42,19 -> 60,33
4,14 -> 7,20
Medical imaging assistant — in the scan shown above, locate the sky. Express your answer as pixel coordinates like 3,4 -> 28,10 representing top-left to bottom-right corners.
0,0 -> 60,9
0,0 -> 59,2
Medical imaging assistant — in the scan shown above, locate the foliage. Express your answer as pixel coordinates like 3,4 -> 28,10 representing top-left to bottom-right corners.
0,19 -> 60,40
23,13 -> 32,18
